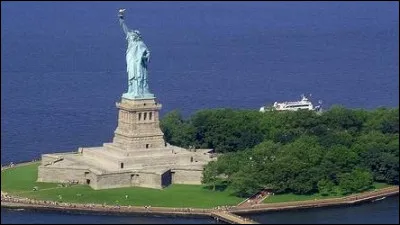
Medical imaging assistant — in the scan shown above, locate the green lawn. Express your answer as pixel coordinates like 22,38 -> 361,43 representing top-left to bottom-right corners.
263,182 -> 395,204
1,162 -> 59,192
1,163 -> 244,208
372,182 -> 392,189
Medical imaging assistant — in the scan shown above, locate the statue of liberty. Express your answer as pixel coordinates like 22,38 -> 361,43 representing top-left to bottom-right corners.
118,9 -> 154,99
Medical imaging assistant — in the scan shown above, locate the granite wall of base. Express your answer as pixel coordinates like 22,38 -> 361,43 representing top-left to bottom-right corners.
92,171 -> 163,190
172,169 -> 203,185
37,166 -> 87,184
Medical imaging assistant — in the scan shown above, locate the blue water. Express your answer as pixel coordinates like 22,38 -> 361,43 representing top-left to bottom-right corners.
0,210 -> 219,224
1,1 -> 398,224
247,195 -> 399,224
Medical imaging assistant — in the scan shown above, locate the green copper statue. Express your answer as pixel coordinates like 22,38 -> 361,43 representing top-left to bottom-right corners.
118,9 -> 154,99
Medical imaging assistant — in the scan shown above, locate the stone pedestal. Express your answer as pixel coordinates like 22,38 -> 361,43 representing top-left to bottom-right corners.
113,97 -> 166,150
37,96 -> 215,190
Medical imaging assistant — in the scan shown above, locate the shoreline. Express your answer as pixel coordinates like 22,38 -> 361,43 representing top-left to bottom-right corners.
2,187 -> 398,215
1,161 -> 399,223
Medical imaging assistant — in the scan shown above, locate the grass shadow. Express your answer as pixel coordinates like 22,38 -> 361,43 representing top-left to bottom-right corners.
202,183 -> 228,192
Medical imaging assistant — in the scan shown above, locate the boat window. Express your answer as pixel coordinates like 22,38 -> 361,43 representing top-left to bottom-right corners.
287,104 -> 310,108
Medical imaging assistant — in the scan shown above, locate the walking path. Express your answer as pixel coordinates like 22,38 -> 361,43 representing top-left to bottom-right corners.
237,188 -> 271,208
230,186 -> 399,214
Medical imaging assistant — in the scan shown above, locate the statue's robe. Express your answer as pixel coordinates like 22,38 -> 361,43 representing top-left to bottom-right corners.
126,34 -> 149,97
119,17 -> 153,99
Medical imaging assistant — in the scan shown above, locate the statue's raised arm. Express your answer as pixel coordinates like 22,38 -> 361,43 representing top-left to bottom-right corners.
118,9 -> 129,35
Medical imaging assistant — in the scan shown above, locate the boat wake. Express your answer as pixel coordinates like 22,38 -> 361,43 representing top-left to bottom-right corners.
371,197 -> 386,202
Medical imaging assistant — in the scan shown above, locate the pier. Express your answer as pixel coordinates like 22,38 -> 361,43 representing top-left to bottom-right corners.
211,211 -> 259,224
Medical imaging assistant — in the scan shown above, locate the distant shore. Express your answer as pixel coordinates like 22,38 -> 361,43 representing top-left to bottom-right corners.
1,161 -> 399,222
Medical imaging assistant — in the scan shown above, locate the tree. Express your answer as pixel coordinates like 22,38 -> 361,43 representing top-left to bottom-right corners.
317,179 -> 336,196
160,110 -> 195,147
318,130 -> 354,148
321,105 -> 365,131
230,166 -> 262,197
290,167 -> 322,194
354,132 -> 399,184
338,168 -> 373,195
190,109 -> 264,153
320,145 -> 359,182
365,107 -> 399,134
202,161 -> 224,191
216,152 -> 248,178
164,106 -> 398,197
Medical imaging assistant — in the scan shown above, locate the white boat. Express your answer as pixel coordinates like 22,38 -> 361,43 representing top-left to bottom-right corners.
260,94 -> 322,112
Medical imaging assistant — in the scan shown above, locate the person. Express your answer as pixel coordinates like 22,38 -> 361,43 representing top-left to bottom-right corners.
118,9 -> 153,99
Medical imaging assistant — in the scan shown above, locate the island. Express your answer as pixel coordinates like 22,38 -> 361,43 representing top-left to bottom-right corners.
1,9 -> 398,225
2,106 -> 399,223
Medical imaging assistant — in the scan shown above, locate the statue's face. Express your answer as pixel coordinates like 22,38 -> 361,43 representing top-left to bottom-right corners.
128,30 -> 141,41
133,30 -> 141,36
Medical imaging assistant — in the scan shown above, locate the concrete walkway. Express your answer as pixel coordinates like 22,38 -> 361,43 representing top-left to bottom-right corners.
230,186 -> 399,214
211,211 -> 259,224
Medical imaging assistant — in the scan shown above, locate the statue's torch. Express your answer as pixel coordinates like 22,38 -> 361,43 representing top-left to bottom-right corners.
118,8 -> 126,19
